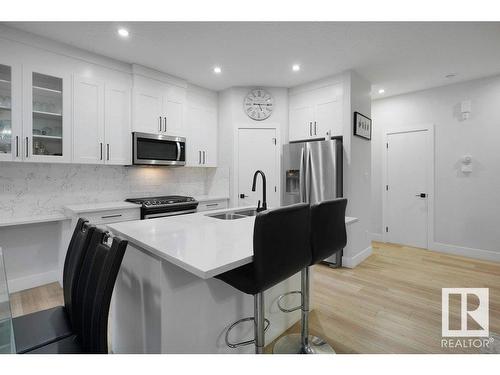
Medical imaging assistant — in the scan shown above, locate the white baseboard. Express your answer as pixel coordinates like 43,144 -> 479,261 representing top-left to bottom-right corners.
8,270 -> 59,293
342,246 -> 373,268
368,232 -> 383,242
430,242 -> 500,263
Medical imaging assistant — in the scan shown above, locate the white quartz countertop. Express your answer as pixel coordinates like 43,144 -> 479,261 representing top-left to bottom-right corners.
108,207 -> 358,279
0,213 -> 69,228
64,201 -> 141,214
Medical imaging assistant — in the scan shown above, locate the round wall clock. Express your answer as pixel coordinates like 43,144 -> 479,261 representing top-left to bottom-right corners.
243,89 -> 274,121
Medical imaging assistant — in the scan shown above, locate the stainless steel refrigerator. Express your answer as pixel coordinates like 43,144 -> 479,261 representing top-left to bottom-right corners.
282,138 -> 343,266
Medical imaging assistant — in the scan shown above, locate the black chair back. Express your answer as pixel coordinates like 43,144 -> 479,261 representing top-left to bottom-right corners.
310,198 -> 348,265
253,203 -> 311,293
89,234 -> 128,353
62,218 -> 96,324
72,228 -> 109,342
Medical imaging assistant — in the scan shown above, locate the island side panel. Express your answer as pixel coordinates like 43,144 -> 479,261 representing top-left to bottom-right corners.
160,259 -> 301,354
111,244 -> 163,353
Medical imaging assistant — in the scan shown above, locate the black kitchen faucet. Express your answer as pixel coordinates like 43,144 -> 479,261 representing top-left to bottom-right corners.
252,170 -> 267,212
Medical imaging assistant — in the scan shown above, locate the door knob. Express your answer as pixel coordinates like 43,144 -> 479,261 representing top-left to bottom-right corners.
240,194 -> 248,199
415,193 -> 427,198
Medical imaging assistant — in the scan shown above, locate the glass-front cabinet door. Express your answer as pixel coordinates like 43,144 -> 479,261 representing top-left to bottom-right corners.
23,67 -> 70,162
0,61 -> 22,162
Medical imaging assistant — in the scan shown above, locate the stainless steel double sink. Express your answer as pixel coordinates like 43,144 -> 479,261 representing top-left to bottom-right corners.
206,208 -> 258,220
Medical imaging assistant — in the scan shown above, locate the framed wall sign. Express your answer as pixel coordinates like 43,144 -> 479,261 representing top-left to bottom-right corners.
353,111 -> 372,140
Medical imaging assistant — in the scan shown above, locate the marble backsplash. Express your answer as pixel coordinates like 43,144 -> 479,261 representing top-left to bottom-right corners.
0,162 -> 229,220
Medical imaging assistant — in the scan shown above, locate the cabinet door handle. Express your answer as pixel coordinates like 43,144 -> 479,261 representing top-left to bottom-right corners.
309,122 -> 312,136
15,136 -> 19,157
199,151 -> 201,164
107,144 -> 110,161
164,117 -> 167,132
203,151 -> 206,164
159,116 -> 162,132
101,214 -> 123,219
206,203 -> 219,207
26,137 -> 28,158
314,121 -> 317,135
100,142 -> 103,160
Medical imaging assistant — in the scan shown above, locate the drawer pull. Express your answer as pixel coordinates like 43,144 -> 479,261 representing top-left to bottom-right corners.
205,203 -> 219,207
101,214 -> 123,219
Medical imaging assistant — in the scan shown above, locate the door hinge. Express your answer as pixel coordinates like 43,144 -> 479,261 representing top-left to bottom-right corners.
386,185 -> 389,191
272,138 -> 277,145
385,226 -> 389,233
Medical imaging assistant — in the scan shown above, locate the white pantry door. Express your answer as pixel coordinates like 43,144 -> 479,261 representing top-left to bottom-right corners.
237,128 -> 279,209
385,129 -> 431,248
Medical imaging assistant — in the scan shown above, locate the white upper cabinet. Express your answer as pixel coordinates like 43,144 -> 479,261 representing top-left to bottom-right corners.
288,83 -> 343,142
132,74 -> 186,136
0,60 -> 22,162
73,76 -> 105,164
23,66 -> 72,163
132,77 -> 163,134
73,75 -> 131,165
104,84 -> 131,165
185,86 -> 218,167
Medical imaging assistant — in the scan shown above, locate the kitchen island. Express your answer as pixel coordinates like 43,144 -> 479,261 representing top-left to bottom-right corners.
107,207 -> 357,354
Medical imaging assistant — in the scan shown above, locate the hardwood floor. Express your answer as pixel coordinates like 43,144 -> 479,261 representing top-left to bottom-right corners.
9,282 -> 63,318
268,242 -> 500,354
9,242 -> 500,353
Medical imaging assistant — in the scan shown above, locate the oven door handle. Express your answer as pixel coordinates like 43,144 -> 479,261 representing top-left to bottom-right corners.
143,208 -> 197,219
176,142 -> 181,161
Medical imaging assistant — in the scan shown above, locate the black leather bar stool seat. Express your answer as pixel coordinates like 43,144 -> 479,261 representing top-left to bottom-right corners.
216,203 -> 311,354
13,218 -> 96,353
274,198 -> 347,354
29,228 -> 128,354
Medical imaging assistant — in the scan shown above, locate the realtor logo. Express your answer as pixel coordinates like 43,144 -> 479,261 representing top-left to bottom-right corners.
442,288 -> 489,337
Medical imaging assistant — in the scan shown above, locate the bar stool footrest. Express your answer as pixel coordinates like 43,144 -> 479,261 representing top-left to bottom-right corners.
277,290 -> 303,313
225,317 -> 271,348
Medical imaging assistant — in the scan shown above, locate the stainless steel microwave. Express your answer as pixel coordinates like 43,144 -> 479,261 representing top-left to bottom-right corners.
132,132 -> 186,166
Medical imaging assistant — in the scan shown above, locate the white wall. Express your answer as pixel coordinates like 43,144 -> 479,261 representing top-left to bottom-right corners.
218,87 -> 288,207
341,71 -> 373,267
372,74 -> 500,261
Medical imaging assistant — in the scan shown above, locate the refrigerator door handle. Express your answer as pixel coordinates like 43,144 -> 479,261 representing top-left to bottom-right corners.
299,147 -> 306,202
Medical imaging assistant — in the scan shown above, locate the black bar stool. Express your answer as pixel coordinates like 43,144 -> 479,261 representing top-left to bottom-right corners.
273,198 -> 347,354
215,203 -> 312,354
28,228 -> 128,354
13,218 -> 96,353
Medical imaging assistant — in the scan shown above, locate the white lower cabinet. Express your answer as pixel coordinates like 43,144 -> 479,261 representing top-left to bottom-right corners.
196,199 -> 228,212
73,75 -> 131,165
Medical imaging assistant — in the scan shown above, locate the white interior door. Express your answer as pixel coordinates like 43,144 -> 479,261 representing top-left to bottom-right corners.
237,128 -> 279,209
385,129 -> 430,248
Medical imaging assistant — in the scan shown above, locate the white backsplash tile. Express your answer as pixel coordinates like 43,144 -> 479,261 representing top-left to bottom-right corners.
0,162 -> 229,220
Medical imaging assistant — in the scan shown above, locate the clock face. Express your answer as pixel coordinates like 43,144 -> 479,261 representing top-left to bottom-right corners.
244,89 -> 274,121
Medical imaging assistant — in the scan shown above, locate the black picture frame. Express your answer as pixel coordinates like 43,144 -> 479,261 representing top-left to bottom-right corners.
353,111 -> 372,140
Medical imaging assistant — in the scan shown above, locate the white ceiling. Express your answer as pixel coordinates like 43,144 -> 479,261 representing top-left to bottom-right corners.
6,22 -> 500,97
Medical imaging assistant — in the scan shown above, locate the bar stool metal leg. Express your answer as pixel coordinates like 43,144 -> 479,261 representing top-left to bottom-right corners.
254,292 -> 265,354
273,267 -> 335,354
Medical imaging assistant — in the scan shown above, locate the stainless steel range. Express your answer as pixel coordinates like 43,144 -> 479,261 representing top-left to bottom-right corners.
126,195 -> 198,220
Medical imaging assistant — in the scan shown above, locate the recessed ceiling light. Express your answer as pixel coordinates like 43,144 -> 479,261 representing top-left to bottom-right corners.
118,28 -> 129,38
445,73 -> 457,79
213,66 -> 222,74
292,64 -> 301,72
378,89 -> 385,94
